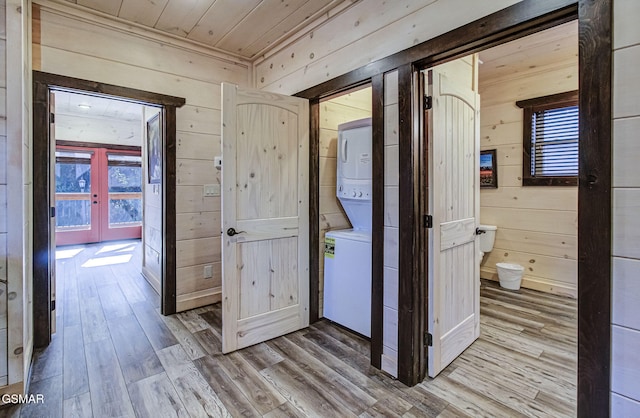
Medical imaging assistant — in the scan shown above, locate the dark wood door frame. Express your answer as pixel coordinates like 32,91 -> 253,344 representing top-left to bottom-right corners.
297,0 -> 611,416
33,71 -> 185,348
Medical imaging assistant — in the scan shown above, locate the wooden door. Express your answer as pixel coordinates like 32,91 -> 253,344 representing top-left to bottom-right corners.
221,83 -> 309,353
427,69 -> 480,377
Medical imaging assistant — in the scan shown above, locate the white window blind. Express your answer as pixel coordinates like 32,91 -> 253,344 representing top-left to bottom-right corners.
530,105 -> 579,177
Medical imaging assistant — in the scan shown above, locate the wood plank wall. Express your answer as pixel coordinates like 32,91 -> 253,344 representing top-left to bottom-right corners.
2,0 -> 31,398
478,34 -> 578,297
382,70 -> 399,378
0,0 -> 8,387
254,0 -> 522,96
611,0 -> 640,414
31,3 -> 251,313
318,88 -> 371,316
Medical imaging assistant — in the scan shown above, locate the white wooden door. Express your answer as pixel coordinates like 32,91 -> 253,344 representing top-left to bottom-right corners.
427,69 -> 480,377
221,83 -> 309,353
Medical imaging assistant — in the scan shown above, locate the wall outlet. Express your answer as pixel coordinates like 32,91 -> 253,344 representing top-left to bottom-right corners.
203,184 -> 220,197
203,264 -> 213,278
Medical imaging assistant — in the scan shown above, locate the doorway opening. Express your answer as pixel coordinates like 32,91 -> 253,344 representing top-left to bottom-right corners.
33,71 -> 185,348
53,90 -> 146,246
415,21 -> 579,414
316,84 -> 376,359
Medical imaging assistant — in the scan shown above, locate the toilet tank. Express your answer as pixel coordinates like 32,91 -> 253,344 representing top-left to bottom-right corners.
478,224 -> 497,253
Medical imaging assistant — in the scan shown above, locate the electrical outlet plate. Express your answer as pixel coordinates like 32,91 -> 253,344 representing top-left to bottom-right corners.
203,265 -> 213,278
203,184 -> 220,197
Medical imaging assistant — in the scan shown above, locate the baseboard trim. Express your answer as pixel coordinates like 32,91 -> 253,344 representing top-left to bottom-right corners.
481,268 -> 576,298
176,287 -> 222,312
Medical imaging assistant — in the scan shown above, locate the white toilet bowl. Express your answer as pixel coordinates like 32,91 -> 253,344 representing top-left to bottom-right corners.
496,262 -> 524,290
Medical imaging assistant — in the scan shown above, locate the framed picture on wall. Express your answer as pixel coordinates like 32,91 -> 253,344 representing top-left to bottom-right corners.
147,113 -> 161,184
480,149 -> 498,189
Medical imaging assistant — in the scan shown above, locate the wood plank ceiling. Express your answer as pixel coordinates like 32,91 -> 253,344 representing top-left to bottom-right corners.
61,0 -> 350,59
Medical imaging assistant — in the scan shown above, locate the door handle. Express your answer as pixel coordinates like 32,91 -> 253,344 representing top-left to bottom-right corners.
226,227 -> 245,236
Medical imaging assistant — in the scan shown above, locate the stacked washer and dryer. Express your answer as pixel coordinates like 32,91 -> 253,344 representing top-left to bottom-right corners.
323,118 -> 372,337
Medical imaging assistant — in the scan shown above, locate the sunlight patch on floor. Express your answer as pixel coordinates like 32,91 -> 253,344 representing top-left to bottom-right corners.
96,243 -> 137,255
55,248 -> 84,260
82,254 -> 133,267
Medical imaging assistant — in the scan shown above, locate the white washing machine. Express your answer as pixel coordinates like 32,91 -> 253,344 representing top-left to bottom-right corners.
323,229 -> 371,337
323,117 -> 372,337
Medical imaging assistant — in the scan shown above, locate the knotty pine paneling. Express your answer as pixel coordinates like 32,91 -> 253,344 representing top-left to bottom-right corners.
255,0 -> 520,94
33,4 -> 250,312
479,36 -> 577,296
176,186 -> 219,214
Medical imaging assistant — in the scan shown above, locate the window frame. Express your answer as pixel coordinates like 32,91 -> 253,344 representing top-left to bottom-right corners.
516,90 -> 579,186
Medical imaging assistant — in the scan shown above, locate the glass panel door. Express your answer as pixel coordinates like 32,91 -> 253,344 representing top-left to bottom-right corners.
55,149 -> 99,245
55,146 -> 142,245
101,152 -> 143,241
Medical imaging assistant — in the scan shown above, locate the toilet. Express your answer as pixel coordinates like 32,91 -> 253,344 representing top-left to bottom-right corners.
477,224 -> 497,261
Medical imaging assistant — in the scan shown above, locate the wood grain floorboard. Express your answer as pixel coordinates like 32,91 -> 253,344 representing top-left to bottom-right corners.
128,372 -> 190,417
18,375 -> 63,418
130,301 -> 179,351
16,240 -> 577,418
84,339 -> 135,417
156,344 -> 231,417
106,314 -> 164,384
193,355 -> 263,417
62,392 -> 92,418
216,351 -> 287,415
260,359 -> 358,417
62,324 -> 89,399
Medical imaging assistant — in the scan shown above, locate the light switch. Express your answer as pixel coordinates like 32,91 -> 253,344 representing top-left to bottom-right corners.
204,184 -> 220,197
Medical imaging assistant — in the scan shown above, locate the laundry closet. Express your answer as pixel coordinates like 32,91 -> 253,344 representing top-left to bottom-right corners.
317,86 -> 372,329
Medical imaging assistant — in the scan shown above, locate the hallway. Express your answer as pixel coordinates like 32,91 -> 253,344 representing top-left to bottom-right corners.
3,240 -> 576,417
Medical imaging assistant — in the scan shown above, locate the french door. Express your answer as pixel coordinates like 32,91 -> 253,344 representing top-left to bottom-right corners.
55,145 -> 142,246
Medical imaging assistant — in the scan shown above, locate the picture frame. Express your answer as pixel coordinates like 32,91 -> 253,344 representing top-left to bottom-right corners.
146,113 -> 161,184
480,149 -> 498,189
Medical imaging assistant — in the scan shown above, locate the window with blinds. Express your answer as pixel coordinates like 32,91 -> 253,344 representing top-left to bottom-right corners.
516,90 -> 579,186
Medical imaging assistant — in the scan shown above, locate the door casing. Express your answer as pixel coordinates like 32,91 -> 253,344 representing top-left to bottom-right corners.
32,71 -> 185,347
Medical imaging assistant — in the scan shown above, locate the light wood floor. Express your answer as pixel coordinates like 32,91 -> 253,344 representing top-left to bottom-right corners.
2,240 -> 577,417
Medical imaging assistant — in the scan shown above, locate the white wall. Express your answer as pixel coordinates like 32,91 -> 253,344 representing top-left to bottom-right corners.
611,0 -> 640,414
478,35 -> 578,297
33,1 -> 251,312
382,70 -> 399,378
